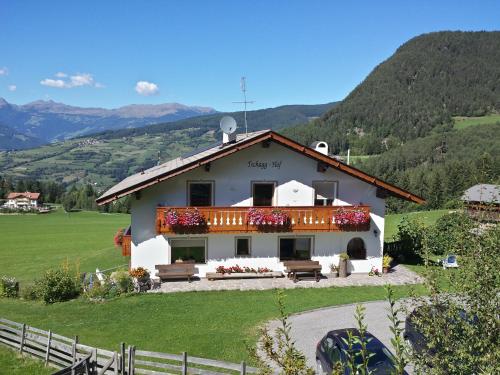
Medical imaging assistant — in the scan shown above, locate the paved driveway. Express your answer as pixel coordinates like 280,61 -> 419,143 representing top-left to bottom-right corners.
267,300 -> 410,370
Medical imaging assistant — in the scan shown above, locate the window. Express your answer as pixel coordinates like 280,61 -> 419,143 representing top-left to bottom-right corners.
171,238 -> 206,263
347,237 -> 366,259
252,182 -> 275,206
279,237 -> 313,261
235,237 -> 251,257
188,182 -> 213,206
313,181 -> 337,206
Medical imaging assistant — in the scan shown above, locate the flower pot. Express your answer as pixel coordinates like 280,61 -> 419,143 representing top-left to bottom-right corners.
328,271 -> 339,278
339,259 -> 348,278
383,267 -> 390,274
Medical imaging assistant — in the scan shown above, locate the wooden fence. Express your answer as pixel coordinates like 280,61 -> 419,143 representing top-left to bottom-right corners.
0,317 -> 259,375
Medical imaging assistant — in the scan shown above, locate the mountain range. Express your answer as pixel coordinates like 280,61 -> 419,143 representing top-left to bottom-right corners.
0,102 -> 337,188
0,98 -> 216,147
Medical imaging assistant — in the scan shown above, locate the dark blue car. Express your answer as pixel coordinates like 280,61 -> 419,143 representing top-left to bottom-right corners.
316,329 -> 402,374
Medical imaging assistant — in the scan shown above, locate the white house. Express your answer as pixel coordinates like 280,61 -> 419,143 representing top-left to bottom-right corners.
5,192 -> 40,210
97,130 -> 424,277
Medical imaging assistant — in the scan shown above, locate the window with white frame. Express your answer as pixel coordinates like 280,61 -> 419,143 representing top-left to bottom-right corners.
313,181 -> 337,206
170,238 -> 207,263
188,181 -> 213,206
235,237 -> 251,257
279,237 -> 313,261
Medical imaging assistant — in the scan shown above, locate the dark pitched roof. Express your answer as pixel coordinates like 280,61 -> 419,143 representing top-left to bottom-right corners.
462,184 -> 500,204
96,130 -> 425,205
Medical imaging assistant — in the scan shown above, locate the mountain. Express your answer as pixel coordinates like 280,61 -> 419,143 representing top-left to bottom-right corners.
0,98 -> 216,142
0,123 -> 45,150
0,102 -> 337,188
285,31 -> 500,154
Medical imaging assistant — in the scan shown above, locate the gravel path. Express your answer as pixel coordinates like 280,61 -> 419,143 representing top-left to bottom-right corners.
266,300 -> 413,372
152,265 -> 422,293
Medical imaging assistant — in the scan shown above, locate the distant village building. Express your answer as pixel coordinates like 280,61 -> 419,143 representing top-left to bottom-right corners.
462,184 -> 500,221
4,192 -> 41,210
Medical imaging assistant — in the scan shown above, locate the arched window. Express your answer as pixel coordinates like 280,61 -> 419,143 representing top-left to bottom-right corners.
347,238 -> 366,260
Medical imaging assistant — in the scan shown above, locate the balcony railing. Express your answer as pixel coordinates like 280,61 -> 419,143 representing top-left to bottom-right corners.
156,206 -> 370,234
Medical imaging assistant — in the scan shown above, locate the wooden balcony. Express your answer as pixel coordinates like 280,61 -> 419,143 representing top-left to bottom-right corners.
156,206 -> 371,234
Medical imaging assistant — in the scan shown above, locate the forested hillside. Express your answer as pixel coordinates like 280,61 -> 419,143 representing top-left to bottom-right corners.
286,31 -> 500,154
358,122 -> 499,212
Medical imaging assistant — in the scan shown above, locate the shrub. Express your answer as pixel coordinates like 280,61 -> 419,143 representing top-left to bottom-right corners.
35,268 -> 80,304
425,212 -> 474,256
84,280 -> 118,301
0,276 -> 19,298
387,216 -> 426,263
20,284 -> 39,301
110,270 -> 133,294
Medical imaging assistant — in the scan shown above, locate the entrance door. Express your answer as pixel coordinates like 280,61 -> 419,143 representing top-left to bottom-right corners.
279,237 -> 313,261
252,182 -> 275,206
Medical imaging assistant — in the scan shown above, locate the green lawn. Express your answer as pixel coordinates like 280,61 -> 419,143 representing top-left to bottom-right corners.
0,284 -> 426,365
0,207 -> 438,367
453,114 -> 500,130
0,345 -> 51,375
0,208 -> 130,284
384,209 -> 449,241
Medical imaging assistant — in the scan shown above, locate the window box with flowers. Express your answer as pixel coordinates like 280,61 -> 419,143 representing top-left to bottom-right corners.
334,206 -> 370,231
206,264 -> 282,280
164,208 -> 208,234
247,208 -> 291,232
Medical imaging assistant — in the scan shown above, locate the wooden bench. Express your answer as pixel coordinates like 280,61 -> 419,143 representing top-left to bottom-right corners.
283,260 -> 322,282
155,263 -> 196,283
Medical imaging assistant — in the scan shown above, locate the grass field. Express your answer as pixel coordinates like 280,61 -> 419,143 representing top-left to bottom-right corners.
0,345 -> 51,375
0,208 -> 130,284
0,208 -> 437,369
0,284 -> 426,365
384,209 -> 449,241
453,114 -> 500,130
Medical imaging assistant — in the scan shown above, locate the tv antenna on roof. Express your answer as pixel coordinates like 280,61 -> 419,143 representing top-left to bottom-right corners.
232,77 -> 254,136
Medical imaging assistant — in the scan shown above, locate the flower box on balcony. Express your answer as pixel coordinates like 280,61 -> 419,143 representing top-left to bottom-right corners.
247,208 -> 292,232
334,206 -> 370,231
163,208 -> 208,234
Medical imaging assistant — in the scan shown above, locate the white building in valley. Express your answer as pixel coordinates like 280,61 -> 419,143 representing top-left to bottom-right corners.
5,192 -> 40,210
97,130 -> 424,277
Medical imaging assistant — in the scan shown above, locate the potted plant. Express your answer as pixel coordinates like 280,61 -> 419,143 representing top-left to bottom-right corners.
382,255 -> 393,273
338,252 -> 349,278
329,264 -> 339,278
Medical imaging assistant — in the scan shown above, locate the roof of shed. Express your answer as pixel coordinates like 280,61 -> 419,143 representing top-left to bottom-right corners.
462,184 -> 500,204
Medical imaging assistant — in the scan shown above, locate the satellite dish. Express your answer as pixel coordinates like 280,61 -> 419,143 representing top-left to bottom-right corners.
220,116 -> 237,134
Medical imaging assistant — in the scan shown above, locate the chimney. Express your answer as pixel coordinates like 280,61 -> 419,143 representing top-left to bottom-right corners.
223,131 -> 237,144
311,141 -> 329,156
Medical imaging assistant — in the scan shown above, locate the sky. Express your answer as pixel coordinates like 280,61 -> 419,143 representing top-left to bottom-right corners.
0,0 -> 499,111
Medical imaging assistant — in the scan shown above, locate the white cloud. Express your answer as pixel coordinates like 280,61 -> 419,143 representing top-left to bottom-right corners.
135,81 -> 159,96
40,72 -> 103,89
0,67 -> 8,76
8,84 -> 16,91
40,78 -> 67,88
69,73 -> 94,87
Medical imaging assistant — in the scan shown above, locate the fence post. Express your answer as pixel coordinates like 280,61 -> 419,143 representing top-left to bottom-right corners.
240,361 -> 246,375
182,351 -> 187,375
127,346 -> 133,375
19,323 -> 26,353
120,342 -> 125,375
114,351 -> 119,375
72,335 -> 78,364
45,330 -> 52,366
92,348 -> 98,374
